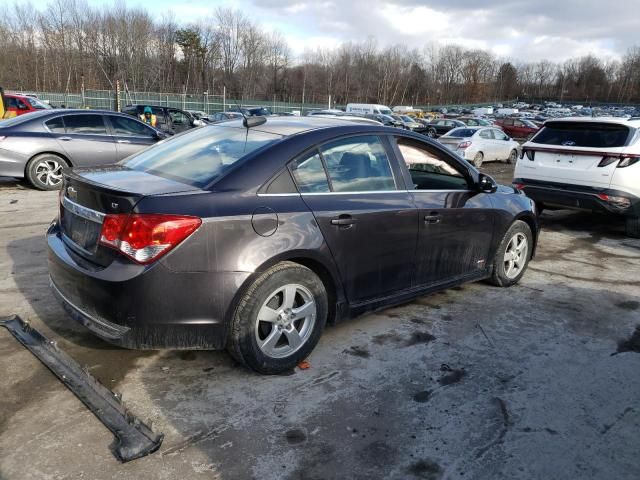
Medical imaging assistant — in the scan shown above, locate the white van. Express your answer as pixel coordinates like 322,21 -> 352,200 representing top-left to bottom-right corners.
346,103 -> 393,116
514,117 -> 640,237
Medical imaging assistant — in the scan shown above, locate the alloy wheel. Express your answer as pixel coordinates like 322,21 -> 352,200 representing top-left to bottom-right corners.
34,159 -> 63,187
255,284 -> 317,359
503,232 -> 528,279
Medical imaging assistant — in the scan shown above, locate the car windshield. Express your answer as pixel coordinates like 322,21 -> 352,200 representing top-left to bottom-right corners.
122,125 -> 281,187
26,97 -> 52,109
380,115 -> 395,122
445,128 -> 477,138
401,116 -> 414,122
379,108 -> 393,115
521,120 -> 537,128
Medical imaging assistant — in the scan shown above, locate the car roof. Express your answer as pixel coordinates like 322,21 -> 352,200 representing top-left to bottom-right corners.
544,116 -> 640,125
217,116 -> 384,136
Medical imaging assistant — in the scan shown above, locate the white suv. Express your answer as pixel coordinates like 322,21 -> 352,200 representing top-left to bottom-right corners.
513,117 -> 640,237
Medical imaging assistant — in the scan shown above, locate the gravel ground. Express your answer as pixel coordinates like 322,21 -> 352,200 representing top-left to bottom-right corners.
1,164 -> 639,480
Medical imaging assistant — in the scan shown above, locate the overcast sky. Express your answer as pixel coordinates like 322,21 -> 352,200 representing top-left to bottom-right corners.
32,0 -> 640,62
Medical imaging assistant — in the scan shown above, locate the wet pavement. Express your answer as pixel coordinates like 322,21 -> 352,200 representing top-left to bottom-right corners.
1,165 -> 639,480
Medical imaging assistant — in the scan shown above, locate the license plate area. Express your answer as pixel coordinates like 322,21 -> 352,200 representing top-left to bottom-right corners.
60,197 -> 104,254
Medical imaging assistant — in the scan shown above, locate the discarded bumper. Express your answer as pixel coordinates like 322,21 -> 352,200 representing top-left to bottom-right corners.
0,315 -> 163,462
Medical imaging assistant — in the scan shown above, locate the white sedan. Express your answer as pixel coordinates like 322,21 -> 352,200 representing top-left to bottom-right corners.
437,127 -> 520,167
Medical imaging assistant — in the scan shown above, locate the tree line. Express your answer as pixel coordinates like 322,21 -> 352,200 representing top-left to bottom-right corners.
2,0 -> 640,106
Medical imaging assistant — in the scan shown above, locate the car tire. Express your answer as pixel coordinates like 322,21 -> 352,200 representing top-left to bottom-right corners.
626,216 -> 640,238
506,149 -> 517,164
427,128 -> 437,138
473,152 -> 484,167
227,261 -> 328,374
26,154 -> 67,191
488,220 -> 533,287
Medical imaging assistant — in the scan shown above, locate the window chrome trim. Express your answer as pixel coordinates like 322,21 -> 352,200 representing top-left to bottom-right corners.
257,188 -> 473,197
61,195 -> 105,223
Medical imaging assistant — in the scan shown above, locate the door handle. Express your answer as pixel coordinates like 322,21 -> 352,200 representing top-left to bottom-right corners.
424,212 -> 441,224
117,139 -> 131,144
331,215 -> 357,227
59,136 -> 72,141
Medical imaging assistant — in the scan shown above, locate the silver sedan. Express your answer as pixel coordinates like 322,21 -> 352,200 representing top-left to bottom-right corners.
0,110 -> 166,190
437,126 -> 520,167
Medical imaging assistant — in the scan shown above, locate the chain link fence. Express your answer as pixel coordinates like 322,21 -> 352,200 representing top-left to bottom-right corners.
14,88 -> 329,115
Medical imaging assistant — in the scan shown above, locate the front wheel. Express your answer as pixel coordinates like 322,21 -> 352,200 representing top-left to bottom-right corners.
227,261 -> 328,374
427,128 -> 437,138
488,220 -> 533,287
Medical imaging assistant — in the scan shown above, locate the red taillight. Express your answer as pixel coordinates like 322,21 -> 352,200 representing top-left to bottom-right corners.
514,183 -> 526,190
597,193 -> 609,201
458,141 -> 472,149
99,214 -> 201,264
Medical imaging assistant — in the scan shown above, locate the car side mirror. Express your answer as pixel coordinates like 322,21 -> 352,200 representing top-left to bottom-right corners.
478,173 -> 498,193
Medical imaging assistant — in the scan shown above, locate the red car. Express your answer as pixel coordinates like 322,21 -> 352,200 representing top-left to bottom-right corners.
495,118 -> 539,140
4,94 -> 53,116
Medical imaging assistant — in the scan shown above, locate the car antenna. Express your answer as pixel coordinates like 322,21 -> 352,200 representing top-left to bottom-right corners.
232,98 -> 267,129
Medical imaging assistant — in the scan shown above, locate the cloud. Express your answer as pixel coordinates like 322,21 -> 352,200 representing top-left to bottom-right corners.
245,0 -> 640,62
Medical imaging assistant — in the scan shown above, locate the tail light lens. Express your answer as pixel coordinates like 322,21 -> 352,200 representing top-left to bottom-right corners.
598,156 -> 619,167
598,155 -> 639,168
514,183 -> 526,190
99,213 -> 202,264
525,150 -> 535,161
458,141 -> 472,149
617,157 -> 639,168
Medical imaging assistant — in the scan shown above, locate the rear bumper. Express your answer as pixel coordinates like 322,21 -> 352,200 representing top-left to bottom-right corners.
47,222 -> 250,349
513,178 -> 640,217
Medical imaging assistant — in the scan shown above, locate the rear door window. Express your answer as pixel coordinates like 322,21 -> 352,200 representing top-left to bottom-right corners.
533,122 -> 632,148
63,114 -> 107,135
290,151 -> 330,193
479,129 -> 494,139
45,116 -> 66,133
320,135 -> 396,192
109,115 -> 155,137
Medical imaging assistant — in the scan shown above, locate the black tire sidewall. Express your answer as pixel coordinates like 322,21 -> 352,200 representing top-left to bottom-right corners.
491,220 -> 533,287
26,154 -> 65,191
231,263 -> 328,374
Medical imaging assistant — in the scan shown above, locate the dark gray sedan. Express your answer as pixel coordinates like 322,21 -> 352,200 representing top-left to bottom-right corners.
0,110 -> 166,190
48,116 -> 539,374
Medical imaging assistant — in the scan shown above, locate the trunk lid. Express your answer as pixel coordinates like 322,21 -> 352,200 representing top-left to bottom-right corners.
59,165 -> 200,266
438,136 -> 470,152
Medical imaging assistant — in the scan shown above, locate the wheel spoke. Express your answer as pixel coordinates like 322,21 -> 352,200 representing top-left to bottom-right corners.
260,328 -> 282,355
283,326 -> 303,349
258,305 -> 279,323
292,300 -> 315,320
282,285 -> 297,310
504,251 -> 516,262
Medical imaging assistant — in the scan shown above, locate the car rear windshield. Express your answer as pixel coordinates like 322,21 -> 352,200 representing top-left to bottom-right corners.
445,128 -> 477,138
533,122 -> 632,148
122,125 -> 281,187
